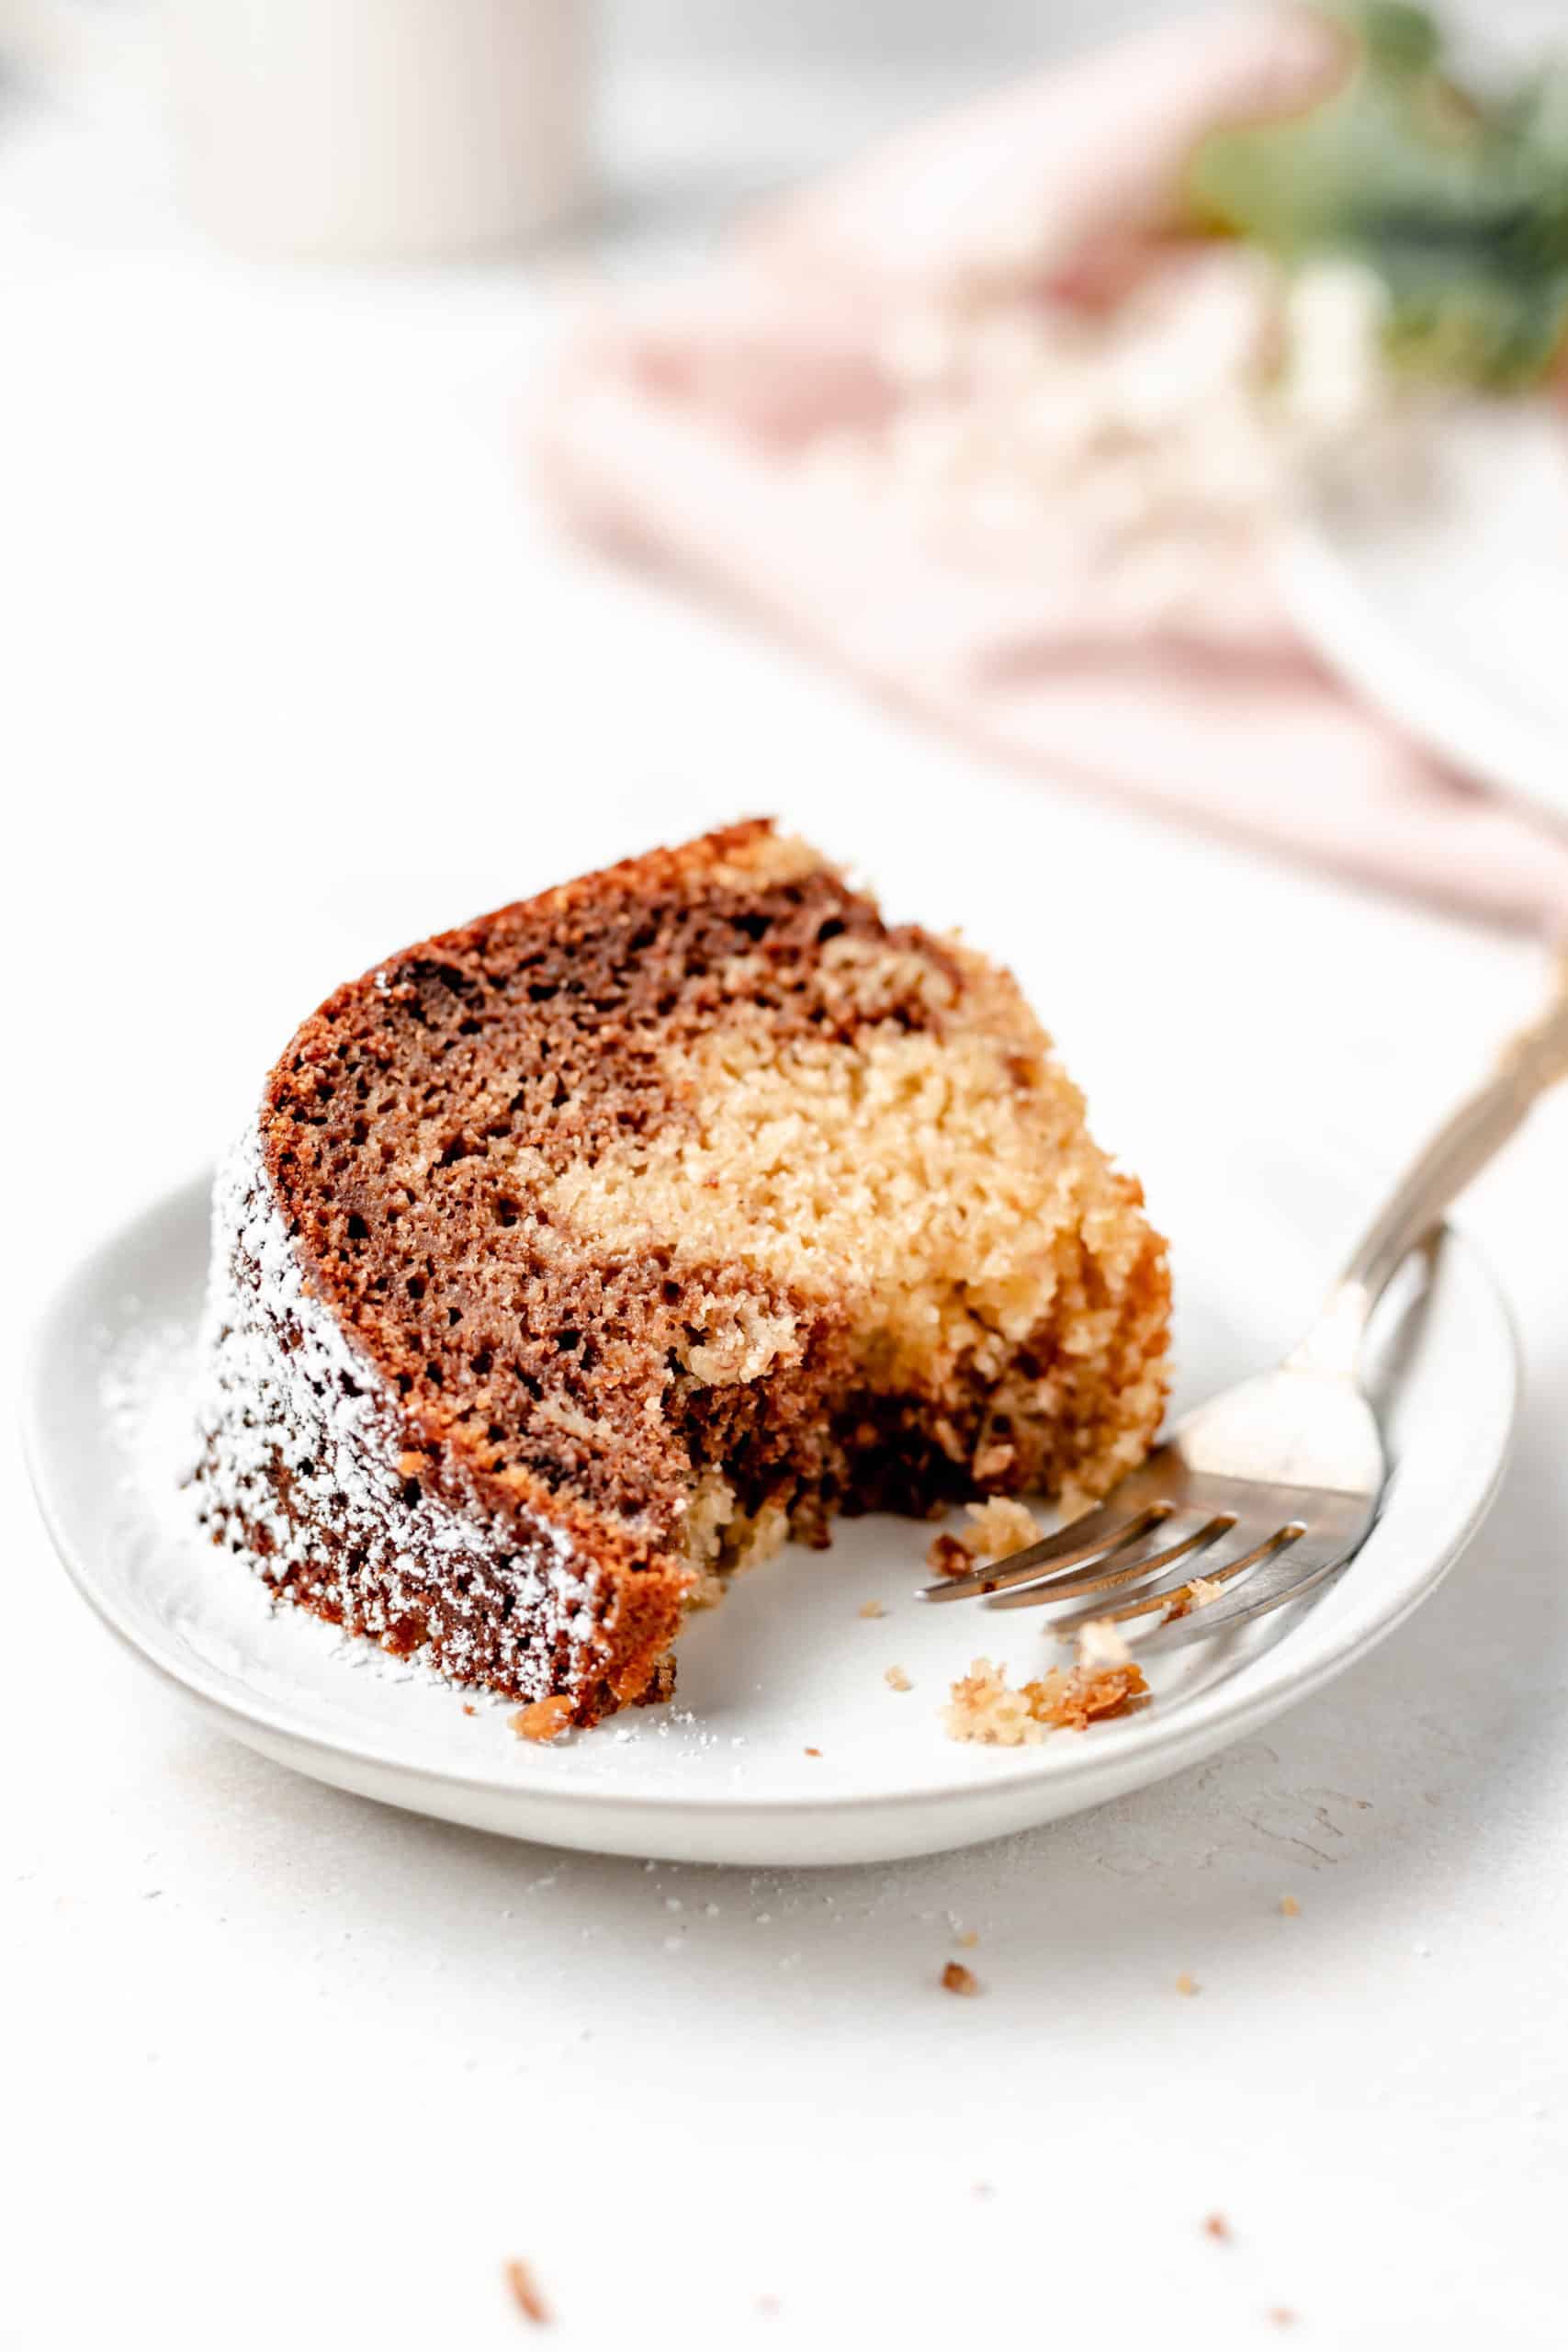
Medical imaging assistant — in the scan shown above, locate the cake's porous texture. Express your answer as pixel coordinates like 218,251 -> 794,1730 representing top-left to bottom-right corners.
196,821 -> 1169,1722
943,1655 -> 1151,1745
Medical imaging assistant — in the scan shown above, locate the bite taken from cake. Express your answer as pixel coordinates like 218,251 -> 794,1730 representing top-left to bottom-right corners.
195,821 -> 1169,1725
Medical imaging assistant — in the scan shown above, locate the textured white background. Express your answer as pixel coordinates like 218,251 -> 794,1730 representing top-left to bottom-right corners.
6,18 -> 1568,2350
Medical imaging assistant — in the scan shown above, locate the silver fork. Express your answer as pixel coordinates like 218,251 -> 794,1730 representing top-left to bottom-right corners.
920,970 -> 1568,1650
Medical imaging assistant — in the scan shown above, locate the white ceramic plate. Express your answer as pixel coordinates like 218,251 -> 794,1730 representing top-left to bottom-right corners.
1282,399 -> 1568,827
24,1171 -> 1515,1867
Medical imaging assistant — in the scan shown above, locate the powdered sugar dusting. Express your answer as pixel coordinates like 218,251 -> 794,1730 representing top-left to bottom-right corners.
191,1121 -> 607,1704
98,1315 -> 202,1483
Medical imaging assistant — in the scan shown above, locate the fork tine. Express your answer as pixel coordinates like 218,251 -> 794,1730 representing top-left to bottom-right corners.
916,1501 -> 1168,1604
1134,1524 -> 1354,1653
982,1513 -> 1235,1612
1040,1525 -> 1296,1637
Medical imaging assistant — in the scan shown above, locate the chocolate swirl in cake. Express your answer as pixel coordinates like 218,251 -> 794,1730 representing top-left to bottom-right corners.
196,822 -> 1169,1723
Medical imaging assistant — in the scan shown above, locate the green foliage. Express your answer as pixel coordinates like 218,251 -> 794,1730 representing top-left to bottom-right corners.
1189,5 -> 1568,388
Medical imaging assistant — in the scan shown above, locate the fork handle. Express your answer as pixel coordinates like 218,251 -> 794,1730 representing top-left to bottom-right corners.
1290,956 -> 1568,1377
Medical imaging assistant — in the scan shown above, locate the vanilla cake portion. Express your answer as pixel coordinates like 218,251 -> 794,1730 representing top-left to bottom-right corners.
196,821 -> 1169,1723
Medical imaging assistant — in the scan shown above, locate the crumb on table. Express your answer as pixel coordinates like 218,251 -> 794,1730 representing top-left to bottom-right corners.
511,1696 -> 573,1744
503,2258 -> 550,2324
1175,1971 -> 1200,1997
1280,1894 -> 1301,1917
1203,2213 -> 1232,2243
943,1656 -> 1148,1745
885,1665 -> 912,1692
804,1746 -> 822,1757
942,1961 -> 981,1996
859,1599 -> 886,1618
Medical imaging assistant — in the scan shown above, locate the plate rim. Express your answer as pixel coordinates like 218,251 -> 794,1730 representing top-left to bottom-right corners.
21,1167 -> 1519,1830
1280,399 -> 1568,836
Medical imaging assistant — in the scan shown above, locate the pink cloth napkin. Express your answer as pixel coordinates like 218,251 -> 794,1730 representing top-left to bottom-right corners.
536,7 -> 1568,933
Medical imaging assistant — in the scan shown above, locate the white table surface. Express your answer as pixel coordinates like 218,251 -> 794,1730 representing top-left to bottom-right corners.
6,56 -> 1568,2352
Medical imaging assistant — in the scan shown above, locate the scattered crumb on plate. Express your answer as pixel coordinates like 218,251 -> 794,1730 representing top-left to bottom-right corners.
1267,2312 -> 1297,2329
955,1928 -> 979,1949
804,1746 -> 822,1758
926,1497 -> 1043,1583
1175,1971 -> 1200,1997
1203,2213 -> 1232,2243
943,1655 -> 1148,1745
1280,1894 -> 1302,1917
511,1697 -> 573,1743
926,1531 -> 974,1578
1074,1617 -> 1133,1669
962,1496 -> 1042,1559
858,1599 -> 886,1618
885,1665 -> 912,1692
942,1961 -> 981,1996
503,2258 -> 550,2324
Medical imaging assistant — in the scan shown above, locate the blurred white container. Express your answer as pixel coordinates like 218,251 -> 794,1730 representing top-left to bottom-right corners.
159,0 -> 592,259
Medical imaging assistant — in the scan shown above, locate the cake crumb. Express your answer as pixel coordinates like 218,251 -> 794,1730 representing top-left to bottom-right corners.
503,2258 -> 550,2324
1267,2312 -> 1297,2330
804,1747 -> 822,1758
942,1961 -> 980,1996
1033,1659 -> 1149,1730
885,1665 -> 912,1692
926,1532 -> 974,1578
462,1703 -> 477,1717
1175,1971 -> 1200,1997
1075,1617 -> 1133,1669
955,1928 -> 979,1949
971,1439 -> 1016,1482
1165,1572 -> 1226,1622
1280,1894 -> 1302,1917
1203,2213 -> 1232,2243
944,1655 -> 1148,1745
927,1497 -> 1041,1581
963,1496 -> 1041,1560
511,1696 -> 573,1744
858,1599 -> 886,1618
